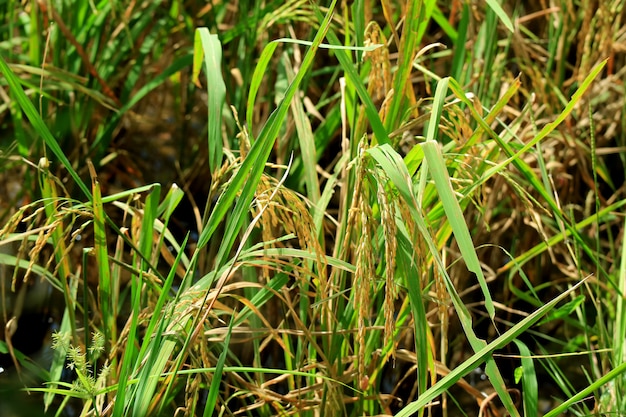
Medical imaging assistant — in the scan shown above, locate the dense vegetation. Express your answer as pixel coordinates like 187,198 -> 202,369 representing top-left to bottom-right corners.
1,1 -> 625,416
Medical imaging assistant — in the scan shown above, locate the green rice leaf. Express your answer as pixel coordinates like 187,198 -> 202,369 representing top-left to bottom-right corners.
421,140 -> 495,319
485,0 -> 514,32
193,28 -> 226,173
396,279 -> 586,417
0,54 -> 91,200
538,294 -> 585,326
513,339 -> 538,417
202,313 -> 235,417
91,167 -> 113,344
543,360 -> 626,417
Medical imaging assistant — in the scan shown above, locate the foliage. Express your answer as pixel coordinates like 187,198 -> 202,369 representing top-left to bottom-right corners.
1,0 -> 626,416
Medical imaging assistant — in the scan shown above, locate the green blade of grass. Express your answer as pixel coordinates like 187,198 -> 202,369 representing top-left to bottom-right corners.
485,0 -> 514,32
420,142 -> 516,416
614,215 -> 626,406
425,77 -> 448,145
543,360 -> 626,417
112,184 -> 160,416
422,139 -> 495,320
431,3 -> 457,42
202,312 -> 235,417
311,3 -> 390,147
283,54 -> 320,204
513,339 -> 538,417
396,222 -> 433,398
138,185 -> 161,267
247,41 -> 279,132
246,38 -> 381,137
0,54 -> 91,200
193,28 -> 226,174
156,183 -> 185,218
90,165 -> 113,345
131,235 -> 189,417
384,0 -> 435,132
421,76 -> 522,414
395,279 -> 587,417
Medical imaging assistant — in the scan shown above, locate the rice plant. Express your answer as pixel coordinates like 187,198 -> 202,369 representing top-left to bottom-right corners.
1,1 -> 626,417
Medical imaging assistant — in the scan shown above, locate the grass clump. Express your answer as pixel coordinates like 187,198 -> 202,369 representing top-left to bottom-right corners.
1,1 -> 626,417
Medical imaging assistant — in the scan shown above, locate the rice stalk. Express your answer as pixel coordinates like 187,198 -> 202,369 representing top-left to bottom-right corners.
375,171 -> 398,354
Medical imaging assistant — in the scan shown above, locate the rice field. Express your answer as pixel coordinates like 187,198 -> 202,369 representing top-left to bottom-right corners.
1,1 -> 626,416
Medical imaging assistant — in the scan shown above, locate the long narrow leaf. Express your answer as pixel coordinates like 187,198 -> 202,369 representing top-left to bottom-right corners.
311,4 -> 390,146
132,236 -> 189,417
396,279 -> 586,417
368,144 -> 517,415
0,54 -> 91,200
113,185 -> 160,416
485,0 -> 514,32
543,360 -> 626,417
513,339 -> 538,417
421,140 -> 495,319
89,164 -> 113,344
193,29 -> 226,173
202,313 -> 235,416
197,1 -> 336,253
